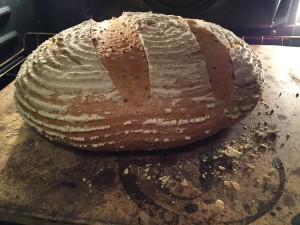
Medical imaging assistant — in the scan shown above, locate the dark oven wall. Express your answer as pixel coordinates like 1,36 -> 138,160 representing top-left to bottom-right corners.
1,0 -> 299,61
31,0 -> 300,36
0,0 -> 37,64
0,0 -> 299,89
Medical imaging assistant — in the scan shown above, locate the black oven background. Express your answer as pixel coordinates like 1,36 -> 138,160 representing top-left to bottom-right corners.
0,0 -> 299,75
30,0 -> 300,35
1,0 -> 299,58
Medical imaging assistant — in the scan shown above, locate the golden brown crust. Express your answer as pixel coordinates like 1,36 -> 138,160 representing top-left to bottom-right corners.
91,17 -> 150,104
14,13 -> 263,151
187,20 -> 234,101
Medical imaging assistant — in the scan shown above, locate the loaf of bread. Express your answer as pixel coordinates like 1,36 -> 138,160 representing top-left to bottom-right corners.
14,12 -> 263,151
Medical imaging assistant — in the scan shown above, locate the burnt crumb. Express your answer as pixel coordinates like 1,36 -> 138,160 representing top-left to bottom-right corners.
145,87 -> 148,90
269,109 -> 274,115
278,92 -> 282,97
184,204 -> 198,213
212,66 -> 217,70
269,211 -> 276,216
296,93 -> 299,97
115,108 -> 283,221
199,151 -> 234,192
243,203 -> 251,213
61,180 -> 77,189
123,98 -> 128,103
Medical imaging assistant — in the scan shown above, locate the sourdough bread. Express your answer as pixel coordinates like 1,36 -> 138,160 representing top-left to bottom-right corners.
14,12 -> 263,151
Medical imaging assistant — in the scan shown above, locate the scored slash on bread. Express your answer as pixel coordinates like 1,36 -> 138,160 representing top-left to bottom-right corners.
14,12 -> 263,151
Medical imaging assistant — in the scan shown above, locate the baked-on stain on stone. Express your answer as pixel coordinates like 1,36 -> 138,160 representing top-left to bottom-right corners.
291,167 -> 300,177
92,168 -> 117,191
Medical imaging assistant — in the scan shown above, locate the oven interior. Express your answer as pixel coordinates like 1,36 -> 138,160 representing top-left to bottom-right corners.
1,0 -> 300,91
0,1 -> 300,225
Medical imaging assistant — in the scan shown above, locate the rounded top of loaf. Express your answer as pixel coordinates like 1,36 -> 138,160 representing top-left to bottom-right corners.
14,12 -> 263,151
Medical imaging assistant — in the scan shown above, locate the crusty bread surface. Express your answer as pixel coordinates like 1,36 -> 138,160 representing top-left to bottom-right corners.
14,12 -> 263,151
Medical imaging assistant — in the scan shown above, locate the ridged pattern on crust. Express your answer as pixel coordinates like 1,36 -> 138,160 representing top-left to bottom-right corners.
14,13 -> 263,151
14,20 -> 121,142
192,20 -> 263,95
123,12 -> 212,98
15,20 -> 120,111
191,20 -> 263,120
